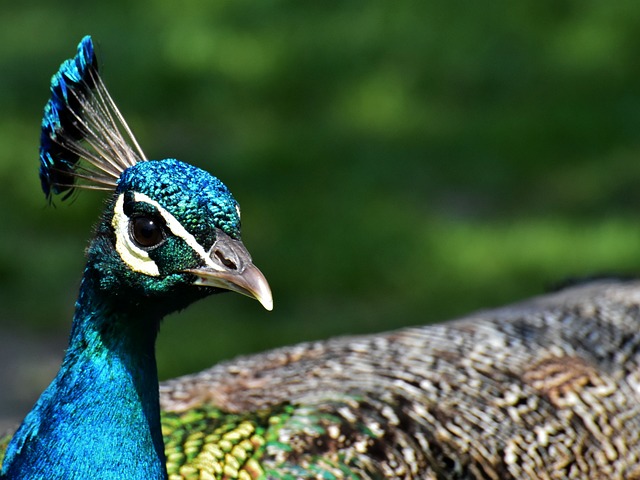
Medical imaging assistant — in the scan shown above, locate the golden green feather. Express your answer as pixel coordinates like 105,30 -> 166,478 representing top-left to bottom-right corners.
161,405 -> 294,480
159,397 -> 397,480
0,434 -> 10,467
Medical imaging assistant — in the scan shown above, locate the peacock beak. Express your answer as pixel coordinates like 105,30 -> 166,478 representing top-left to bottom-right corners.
186,232 -> 273,311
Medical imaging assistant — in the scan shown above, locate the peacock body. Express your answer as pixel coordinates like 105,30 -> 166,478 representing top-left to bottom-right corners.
1,36 -> 640,479
157,280 -> 640,479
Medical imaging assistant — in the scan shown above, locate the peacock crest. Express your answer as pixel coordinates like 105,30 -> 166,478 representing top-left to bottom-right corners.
39,36 -> 144,200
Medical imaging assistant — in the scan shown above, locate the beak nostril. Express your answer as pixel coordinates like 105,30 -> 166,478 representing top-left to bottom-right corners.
215,249 -> 237,270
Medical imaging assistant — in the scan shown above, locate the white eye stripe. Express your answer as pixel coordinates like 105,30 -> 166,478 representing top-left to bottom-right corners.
112,194 -> 160,276
112,192 -> 223,275
131,192 -> 223,272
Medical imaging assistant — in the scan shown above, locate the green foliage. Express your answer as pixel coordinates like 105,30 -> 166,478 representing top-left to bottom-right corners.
2,1 -> 640,384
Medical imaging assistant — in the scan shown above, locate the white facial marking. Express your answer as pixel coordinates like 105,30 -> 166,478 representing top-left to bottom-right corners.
131,192 -> 224,271
112,194 -> 160,276
112,192 -> 224,276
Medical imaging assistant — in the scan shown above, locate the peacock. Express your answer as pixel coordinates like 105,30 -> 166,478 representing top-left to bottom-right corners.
1,36 -> 640,479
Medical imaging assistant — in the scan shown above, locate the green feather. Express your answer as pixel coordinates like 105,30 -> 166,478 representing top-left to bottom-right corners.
0,434 -> 10,467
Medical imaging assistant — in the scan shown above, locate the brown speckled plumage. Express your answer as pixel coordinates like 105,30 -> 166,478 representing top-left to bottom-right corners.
159,280 -> 640,479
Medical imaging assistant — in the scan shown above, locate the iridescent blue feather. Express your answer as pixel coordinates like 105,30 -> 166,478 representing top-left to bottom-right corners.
39,36 -> 145,201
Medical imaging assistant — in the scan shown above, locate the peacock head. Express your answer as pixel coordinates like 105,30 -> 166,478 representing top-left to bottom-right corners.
87,158 -> 273,314
40,36 -> 272,315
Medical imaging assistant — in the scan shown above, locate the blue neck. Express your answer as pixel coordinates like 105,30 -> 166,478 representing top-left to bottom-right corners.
1,273 -> 167,479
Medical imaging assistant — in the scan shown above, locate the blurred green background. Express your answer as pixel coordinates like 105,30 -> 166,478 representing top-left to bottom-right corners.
3,1 -> 640,427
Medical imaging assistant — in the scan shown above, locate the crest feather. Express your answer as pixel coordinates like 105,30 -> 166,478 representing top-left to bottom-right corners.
39,36 -> 146,201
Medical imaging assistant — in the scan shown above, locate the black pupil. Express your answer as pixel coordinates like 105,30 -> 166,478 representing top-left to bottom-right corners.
131,216 -> 163,248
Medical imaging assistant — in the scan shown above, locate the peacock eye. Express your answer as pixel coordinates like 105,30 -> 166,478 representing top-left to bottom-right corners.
130,216 -> 164,248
